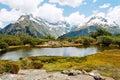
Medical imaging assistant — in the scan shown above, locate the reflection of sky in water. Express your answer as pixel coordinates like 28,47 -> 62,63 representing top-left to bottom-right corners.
0,47 -> 98,61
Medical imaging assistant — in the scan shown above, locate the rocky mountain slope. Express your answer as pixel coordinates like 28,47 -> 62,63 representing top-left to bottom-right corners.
0,15 -> 71,38
60,16 -> 120,38
1,16 -> 120,38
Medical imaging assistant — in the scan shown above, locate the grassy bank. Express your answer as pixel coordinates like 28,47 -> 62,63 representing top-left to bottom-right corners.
0,43 -> 83,52
0,49 -> 120,79
22,49 -> 120,80
0,33 -> 120,52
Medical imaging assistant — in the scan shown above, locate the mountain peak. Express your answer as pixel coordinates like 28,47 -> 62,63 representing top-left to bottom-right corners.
86,16 -> 118,27
17,14 -> 33,22
88,16 -> 107,23
0,14 -> 74,38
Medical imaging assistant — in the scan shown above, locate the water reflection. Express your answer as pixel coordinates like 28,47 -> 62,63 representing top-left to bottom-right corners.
0,47 -> 100,61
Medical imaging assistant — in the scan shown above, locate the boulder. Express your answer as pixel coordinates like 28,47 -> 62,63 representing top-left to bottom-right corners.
82,70 -> 88,75
61,70 -> 69,74
61,70 -> 82,76
88,70 -> 102,80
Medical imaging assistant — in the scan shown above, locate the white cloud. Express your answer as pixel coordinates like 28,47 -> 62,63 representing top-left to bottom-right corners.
0,21 -> 4,28
93,0 -> 97,3
92,6 -> 120,26
95,12 -> 105,18
33,3 -> 64,22
65,12 -> 86,25
92,10 -> 105,18
0,0 -> 43,13
99,3 -> 111,9
49,0 -> 84,8
0,0 -> 120,28
0,8 -> 24,22
107,6 -> 120,25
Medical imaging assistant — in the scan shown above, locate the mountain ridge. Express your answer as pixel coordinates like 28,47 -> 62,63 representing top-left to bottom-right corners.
0,15 -> 120,38
60,16 -> 120,38
0,15 -> 72,38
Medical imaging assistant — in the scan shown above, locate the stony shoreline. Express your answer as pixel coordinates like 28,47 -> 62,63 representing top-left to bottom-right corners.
0,42 -> 83,52
0,69 -> 114,80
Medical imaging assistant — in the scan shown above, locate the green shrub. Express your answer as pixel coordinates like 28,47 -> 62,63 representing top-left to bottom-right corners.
58,37 -> 69,41
97,36 -> 113,46
82,37 -> 95,46
74,38 -> 83,44
89,28 -> 112,38
4,38 -> 22,46
32,61 -> 43,69
96,28 -> 112,37
0,60 -> 20,74
0,41 -> 9,49
113,38 -> 120,47
44,35 -> 56,41
21,58 -> 32,69
30,38 -> 44,45
6,62 -> 20,74
73,37 -> 95,46
0,34 -> 22,46
20,58 -> 43,69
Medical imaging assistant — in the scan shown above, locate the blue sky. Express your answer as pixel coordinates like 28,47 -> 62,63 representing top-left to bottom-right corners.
57,0 -> 120,17
0,0 -> 120,28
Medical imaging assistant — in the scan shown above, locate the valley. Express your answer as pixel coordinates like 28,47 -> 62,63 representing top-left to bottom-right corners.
0,32 -> 120,79
0,15 -> 120,80
0,0 -> 120,80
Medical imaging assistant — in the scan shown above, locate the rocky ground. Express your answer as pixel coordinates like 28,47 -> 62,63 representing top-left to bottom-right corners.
0,69 -> 114,80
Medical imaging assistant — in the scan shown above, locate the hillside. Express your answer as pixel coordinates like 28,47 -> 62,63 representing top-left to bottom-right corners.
60,16 -> 120,38
0,15 -> 71,38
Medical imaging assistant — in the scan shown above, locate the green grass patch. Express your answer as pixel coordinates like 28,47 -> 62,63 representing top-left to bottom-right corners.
22,49 -> 120,79
0,49 -> 120,79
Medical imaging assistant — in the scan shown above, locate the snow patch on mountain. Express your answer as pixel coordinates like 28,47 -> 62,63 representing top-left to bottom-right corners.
77,16 -> 119,30
87,16 -> 117,27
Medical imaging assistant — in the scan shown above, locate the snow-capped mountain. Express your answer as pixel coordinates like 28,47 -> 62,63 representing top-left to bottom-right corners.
76,16 -> 119,30
1,15 -> 120,38
0,15 -> 72,38
60,16 -> 120,38
35,17 -> 72,33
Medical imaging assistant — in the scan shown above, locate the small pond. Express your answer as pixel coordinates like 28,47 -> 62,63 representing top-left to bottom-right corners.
0,47 -> 102,61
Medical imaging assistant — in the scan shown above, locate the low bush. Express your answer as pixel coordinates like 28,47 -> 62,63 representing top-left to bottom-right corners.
74,38 -> 83,44
0,41 -> 9,49
81,37 -> 95,46
112,37 -> 120,47
20,57 -> 43,69
21,58 -> 32,69
32,60 -> 43,69
97,36 -> 113,46
0,60 -> 20,74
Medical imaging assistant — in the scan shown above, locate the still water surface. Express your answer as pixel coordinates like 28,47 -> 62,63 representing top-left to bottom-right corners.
0,47 -> 101,61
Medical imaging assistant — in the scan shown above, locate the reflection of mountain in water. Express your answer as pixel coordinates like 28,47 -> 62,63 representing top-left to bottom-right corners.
63,48 -> 70,56
0,47 -> 99,61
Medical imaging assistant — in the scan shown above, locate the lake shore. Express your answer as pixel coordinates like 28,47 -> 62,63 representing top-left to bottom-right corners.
0,42 -> 83,52
22,49 -> 119,80
0,41 -> 119,52
0,45 -> 120,79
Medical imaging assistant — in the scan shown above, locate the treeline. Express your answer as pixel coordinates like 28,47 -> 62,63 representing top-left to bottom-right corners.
0,29 -> 120,50
0,33 -> 45,49
59,28 -> 120,47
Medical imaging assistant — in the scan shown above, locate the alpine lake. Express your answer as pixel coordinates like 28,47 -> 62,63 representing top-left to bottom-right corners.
0,46 -> 111,61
